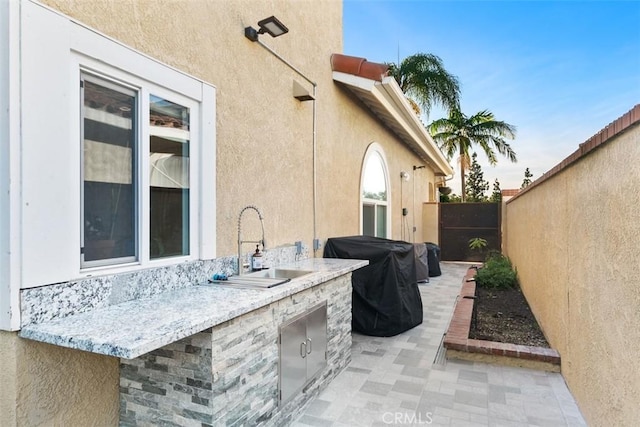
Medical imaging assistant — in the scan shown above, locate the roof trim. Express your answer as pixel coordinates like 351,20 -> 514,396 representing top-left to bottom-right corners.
332,68 -> 453,176
330,53 -> 389,81
501,189 -> 520,197
508,104 -> 640,203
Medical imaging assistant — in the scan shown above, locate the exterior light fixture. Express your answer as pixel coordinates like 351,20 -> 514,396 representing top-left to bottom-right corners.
293,80 -> 315,101
245,16 -> 289,42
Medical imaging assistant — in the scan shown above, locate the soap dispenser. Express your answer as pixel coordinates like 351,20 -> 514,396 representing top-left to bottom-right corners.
251,245 -> 263,271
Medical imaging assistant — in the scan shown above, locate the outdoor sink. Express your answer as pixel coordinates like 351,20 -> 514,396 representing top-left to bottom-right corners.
205,269 -> 313,290
246,268 -> 314,280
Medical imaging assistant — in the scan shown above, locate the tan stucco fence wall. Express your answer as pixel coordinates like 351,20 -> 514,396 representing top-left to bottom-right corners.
504,115 -> 640,426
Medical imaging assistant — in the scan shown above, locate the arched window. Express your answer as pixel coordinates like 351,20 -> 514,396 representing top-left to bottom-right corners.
361,144 -> 390,238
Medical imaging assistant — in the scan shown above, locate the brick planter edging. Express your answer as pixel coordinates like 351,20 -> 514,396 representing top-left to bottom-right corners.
443,267 -> 561,371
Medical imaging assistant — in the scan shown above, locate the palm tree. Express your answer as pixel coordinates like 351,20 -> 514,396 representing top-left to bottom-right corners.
429,109 -> 517,201
387,53 -> 461,117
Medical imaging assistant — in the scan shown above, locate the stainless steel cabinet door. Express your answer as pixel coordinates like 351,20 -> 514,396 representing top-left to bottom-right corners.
279,316 -> 307,404
305,303 -> 327,379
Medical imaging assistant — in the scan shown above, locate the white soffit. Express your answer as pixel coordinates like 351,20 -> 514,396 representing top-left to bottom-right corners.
332,71 -> 453,176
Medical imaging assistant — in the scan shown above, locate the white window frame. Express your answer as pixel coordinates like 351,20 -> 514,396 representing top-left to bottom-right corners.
80,72 -> 140,268
78,64 -> 202,270
0,0 -> 21,330
360,143 -> 391,238
14,1 -> 216,289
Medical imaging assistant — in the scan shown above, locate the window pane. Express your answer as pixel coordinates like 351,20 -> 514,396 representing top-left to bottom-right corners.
362,152 -> 387,201
376,205 -> 387,238
362,204 -> 375,237
150,96 -> 190,258
82,78 -> 136,263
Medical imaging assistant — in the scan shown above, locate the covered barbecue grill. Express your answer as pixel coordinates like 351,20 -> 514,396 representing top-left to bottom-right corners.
324,235 -> 423,337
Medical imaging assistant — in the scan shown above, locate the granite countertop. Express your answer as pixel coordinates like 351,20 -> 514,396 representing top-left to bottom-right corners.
19,258 -> 367,359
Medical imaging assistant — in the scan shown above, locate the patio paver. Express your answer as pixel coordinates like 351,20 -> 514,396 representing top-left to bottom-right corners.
293,262 -> 586,427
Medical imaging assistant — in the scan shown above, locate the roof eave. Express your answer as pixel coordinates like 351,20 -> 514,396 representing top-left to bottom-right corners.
332,71 -> 453,177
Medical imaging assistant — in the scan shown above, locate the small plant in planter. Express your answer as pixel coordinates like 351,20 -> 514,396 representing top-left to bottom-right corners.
475,252 -> 518,289
468,237 -> 487,251
468,237 -> 487,261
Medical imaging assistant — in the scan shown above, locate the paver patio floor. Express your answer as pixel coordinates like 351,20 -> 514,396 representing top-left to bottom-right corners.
293,262 -> 586,427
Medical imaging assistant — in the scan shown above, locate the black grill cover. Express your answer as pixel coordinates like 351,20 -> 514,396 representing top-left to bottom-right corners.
425,242 -> 441,277
324,235 -> 423,337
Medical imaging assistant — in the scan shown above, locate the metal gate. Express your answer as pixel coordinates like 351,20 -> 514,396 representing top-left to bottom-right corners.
439,203 -> 501,262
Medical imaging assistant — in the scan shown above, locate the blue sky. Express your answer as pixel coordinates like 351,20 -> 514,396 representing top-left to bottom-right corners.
343,0 -> 640,192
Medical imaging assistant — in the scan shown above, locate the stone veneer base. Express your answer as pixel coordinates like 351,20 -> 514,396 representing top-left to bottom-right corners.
444,267 -> 561,373
120,274 -> 352,426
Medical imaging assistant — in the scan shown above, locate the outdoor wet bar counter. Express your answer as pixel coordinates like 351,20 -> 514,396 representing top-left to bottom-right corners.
20,258 -> 368,426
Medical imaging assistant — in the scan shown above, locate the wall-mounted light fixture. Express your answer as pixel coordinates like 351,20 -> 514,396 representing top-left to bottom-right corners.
245,16 -> 289,42
293,80 -> 315,101
400,171 -> 410,181
243,14 -> 321,253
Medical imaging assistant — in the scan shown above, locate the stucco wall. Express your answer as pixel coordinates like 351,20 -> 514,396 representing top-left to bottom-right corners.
422,202 -> 439,244
504,124 -> 640,426
1,331 -> 119,426
41,0 -> 436,253
320,85 -> 434,243
6,1 -> 442,424
42,0 -> 338,256
0,332 -> 18,426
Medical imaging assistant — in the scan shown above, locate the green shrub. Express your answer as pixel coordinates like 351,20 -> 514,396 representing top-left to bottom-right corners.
475,252 -> 518,289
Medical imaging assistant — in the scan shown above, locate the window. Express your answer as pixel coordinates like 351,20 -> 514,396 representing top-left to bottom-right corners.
81,73 -> 197,268
82,76 -> 137,265
16,1 -> 216,287
361,144 -> 389,238
149,96 -> 190,259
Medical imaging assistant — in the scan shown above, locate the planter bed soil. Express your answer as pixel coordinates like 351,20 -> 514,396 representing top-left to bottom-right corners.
469,286 -> 550,348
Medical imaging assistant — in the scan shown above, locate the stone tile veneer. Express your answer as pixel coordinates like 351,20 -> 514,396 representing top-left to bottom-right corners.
120,273 -> 352,426
21,245 -> 305,327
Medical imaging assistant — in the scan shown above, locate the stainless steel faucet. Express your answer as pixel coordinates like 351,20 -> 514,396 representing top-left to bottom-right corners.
237,205 -> 266,275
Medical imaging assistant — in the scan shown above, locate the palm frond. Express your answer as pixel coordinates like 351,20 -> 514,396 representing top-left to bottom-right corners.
395,53 -> 461,116
473,119 -> 516,139
429,107 -> 517,176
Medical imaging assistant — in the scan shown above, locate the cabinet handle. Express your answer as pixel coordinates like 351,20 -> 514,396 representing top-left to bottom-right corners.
300,342 -> 307,358
306,338 -> 312,354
